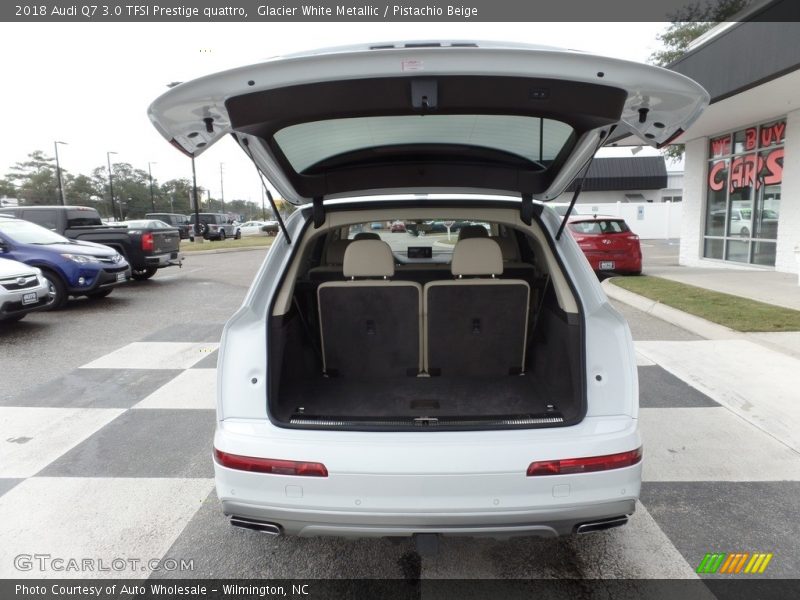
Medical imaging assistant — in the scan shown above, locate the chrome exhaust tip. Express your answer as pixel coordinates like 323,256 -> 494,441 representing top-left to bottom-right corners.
576,516 -> 629,534
230,516 -> 283,535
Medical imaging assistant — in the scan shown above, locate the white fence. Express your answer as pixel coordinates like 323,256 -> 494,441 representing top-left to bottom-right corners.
574,201 -> 682,240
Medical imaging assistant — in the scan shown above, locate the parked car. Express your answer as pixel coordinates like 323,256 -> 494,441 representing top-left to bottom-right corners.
567,215 -> 642,275
187,213 -> 240,241
238,220 -> 275,237
0,205 -> 180,280
145,212 -> 192,239
149,41 -> 707,547
0,215 -> 130,309
119,220 -> 183,280
0,257 -> 52,322
390,221 -> 406,233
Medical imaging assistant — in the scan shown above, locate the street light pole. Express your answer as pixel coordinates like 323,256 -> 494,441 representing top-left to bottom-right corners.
54,141 -> 68,205
147,162 -> 157,213
106,151 -> 118,221
219,163 -> 225,214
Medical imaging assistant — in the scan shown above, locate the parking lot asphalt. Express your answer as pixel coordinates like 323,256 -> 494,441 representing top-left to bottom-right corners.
1,245 -> 798,581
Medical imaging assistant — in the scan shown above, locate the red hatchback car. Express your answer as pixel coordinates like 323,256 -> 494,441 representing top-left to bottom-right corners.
567,215 -> 642,275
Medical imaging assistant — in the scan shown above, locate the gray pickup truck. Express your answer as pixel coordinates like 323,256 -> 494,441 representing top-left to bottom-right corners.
0,205 -> 182,280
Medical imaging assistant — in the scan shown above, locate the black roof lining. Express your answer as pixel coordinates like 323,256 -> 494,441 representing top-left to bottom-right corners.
226,75 -> 627,198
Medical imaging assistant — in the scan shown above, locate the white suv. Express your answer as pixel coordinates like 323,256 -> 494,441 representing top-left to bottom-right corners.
150,42 -> 707,545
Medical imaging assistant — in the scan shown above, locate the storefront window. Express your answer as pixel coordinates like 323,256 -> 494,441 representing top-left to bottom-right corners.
703,118 -> 784,266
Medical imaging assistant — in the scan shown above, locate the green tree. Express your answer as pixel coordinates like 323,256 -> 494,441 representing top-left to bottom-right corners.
0,177 -> 17,199
649,0 -> 749,160
5,150 -> 60,204
64,174 -> 102,206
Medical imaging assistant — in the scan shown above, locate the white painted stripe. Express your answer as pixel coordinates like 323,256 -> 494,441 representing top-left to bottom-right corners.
636,340 -> 800,453
636,351 -> 656,366
0,407 -> 124,478
422,500 -> 699,579
640,407 -> 800,482
133,369 -> 217,410
80,342 -> 220,370
0,477 -> 214,578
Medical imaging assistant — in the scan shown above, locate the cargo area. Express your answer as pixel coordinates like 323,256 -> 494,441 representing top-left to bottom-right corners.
267,218 -> 585,431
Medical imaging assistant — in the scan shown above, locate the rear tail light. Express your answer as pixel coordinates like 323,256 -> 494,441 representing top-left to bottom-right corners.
527,447 -> 642,476
627,235 -> 640,241
214,449 -> 328,477
141,232 -> 154,252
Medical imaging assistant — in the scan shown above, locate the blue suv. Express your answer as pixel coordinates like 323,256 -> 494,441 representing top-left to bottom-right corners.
0,215 -> 130,309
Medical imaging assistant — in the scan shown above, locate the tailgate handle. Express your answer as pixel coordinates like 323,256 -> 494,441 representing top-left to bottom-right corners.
411,79 -> 438,110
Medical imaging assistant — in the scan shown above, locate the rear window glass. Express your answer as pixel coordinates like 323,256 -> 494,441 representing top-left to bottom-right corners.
569,220 -> 630,234
275,115 -> 574,173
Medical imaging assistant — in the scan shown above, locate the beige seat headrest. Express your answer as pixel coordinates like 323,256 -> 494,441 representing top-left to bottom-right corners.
451,238 -> 504,277
343,240 -> 395,278
354,231 -> 381,240
325,239 -> 352,266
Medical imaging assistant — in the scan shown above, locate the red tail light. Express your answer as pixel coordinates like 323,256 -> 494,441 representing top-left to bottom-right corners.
627,234 -> 640,241
527,447 -> 642,476
141,232 -> 154,252
214,449 -> 328,477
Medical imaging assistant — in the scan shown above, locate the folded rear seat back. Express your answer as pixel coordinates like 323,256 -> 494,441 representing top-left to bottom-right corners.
317,239 -> 422,378
425,238 -> 530,377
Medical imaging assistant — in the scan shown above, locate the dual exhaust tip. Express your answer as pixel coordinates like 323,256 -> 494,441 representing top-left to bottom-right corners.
575,515 -> 628,534
230,516 -> 282,536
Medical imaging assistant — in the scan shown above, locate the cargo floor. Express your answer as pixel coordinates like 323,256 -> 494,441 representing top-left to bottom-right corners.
274,375 -> 564,421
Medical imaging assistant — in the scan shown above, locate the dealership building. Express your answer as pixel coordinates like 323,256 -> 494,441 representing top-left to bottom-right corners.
667,1 -> 800,273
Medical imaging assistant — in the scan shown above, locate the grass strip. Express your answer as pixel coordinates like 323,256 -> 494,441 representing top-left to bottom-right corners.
180,236 -> 275,252
610,275 -> 800,332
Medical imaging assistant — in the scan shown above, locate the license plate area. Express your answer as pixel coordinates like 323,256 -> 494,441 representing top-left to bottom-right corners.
599,261 -> 615,270
116,272 -> 127,282
22,292 -> 38,305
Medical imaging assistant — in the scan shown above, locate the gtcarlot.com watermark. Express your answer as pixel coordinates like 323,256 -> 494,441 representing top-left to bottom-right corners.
14,553 -> 194,573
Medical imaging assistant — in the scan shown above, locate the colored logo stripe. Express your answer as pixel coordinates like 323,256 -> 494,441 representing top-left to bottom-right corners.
697,552 -> 773,574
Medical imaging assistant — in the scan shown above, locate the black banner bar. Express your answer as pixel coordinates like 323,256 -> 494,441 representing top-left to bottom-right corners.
3,0 -> 800,23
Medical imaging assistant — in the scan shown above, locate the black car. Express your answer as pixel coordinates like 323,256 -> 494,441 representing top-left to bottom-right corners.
145,212 -> 192,239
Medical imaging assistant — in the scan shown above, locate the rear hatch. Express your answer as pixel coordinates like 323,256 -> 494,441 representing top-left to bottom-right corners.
148,41 -> 708,208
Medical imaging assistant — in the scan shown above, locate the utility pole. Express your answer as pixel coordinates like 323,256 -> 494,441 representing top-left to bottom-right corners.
219,163 -> 225,214
106,151 -> 118,220
147,162 -> 157,212
54,141 -> 68,205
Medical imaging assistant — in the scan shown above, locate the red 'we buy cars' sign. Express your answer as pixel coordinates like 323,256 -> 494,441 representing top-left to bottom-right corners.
708,121 -> 785,193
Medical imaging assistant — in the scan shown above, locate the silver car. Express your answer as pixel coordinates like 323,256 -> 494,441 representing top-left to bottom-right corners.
0,257 -> 52,322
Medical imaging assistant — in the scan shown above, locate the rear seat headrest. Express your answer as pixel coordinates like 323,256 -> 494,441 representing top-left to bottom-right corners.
451,238 -> 504,277
325,239 -> 351,266
354,231 -> 381,240
343,240 -> 395,278
458,224 -> 489,240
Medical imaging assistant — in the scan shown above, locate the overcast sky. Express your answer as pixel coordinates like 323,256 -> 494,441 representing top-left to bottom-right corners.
0,22 -> 671,205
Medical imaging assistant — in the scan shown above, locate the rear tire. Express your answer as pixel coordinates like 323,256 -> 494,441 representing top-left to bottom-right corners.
234,229 -> 241,240
131,267 -> 158,281
41,270 -> 68,310
218,230 -> 226,241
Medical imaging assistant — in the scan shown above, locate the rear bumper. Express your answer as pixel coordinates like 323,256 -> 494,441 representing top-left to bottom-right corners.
213,416 -> 642,538
219,496 -> 636,538
584,253 -> 642,273
145,251 -> 183,268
